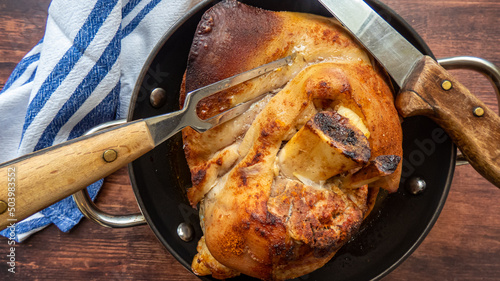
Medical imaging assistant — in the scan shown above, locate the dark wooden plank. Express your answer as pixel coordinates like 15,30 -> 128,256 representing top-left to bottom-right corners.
0,0 -> 499,280
0,167 -> 197,280
0,0 -> 50,90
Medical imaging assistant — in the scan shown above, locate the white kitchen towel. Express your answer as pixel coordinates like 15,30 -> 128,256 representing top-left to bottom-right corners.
0,0 -> 202,242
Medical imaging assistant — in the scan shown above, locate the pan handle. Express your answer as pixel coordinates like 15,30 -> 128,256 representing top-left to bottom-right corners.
437,56 -> 500,166
72,119 -> 147,228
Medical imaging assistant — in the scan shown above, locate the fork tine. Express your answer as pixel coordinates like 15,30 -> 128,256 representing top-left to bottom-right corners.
146,55 -> 294,145
184,54 -> 295,105
194,94 -> 271,132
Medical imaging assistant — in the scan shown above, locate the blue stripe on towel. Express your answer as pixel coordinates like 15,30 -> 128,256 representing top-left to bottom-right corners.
40,179 -> 104,232
121,0 -> 161,38
0,52 -> 41,94
34,30 -> 122,150
1,39 -> 43,94
22,67 -> 38,86
68,81 -> 121,140
21,0 -> 119,145
122,0 -> 142,18
0,215 -> 51,242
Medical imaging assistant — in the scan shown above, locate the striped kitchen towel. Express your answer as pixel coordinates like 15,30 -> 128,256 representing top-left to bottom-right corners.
0,0 -> 202,242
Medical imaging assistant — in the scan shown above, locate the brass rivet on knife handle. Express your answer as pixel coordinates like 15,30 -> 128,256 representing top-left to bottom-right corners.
397,56 -> 500,188
441,80 -> 452,91
473,106 -> 485,117
103,149 -> 118,163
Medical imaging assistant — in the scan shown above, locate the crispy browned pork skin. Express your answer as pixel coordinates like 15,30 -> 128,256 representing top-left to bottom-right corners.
179,1 -> 403,280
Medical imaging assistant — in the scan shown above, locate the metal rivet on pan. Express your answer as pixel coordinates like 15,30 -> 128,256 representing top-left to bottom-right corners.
102,149 -> 118,163
0,200 -> 7,214
177,222 -> 194,242
473,106 -> 485,117
405,176 -> 427,195
150,88 -> 167,108
441,80 -> 452,91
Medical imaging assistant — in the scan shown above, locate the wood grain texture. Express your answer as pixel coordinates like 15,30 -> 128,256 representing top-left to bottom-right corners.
397,56 -> 500,188
0,0 -> 50,90
0,0 -> 499,280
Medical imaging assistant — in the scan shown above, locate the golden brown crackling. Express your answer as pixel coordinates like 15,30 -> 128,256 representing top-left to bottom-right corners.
181,0 -> 365,120
192,236 -> 241,279
197,63 -> 373,280
350,66 -> 403,192
186,0 -> 282,91
271,180 -> 364,249
186,61 -> 402,279
266,179 -> 367,279
181,1 -> 403,279
180,0 -> 378,171
186,144 -> 240,207
185,0 -> 283,119
201,68 -> 312,280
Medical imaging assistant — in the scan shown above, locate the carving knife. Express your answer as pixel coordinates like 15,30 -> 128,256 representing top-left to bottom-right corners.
318,0 -> 500,188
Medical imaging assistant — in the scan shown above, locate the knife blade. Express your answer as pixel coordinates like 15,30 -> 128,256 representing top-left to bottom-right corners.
318,0 -> 500,188
318,0 -> 422,87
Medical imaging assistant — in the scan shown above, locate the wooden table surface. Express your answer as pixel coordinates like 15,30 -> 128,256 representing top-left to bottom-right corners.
0,0 -> 499,280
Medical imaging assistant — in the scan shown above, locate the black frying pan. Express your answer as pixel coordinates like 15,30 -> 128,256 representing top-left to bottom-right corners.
127,0 -> 455,280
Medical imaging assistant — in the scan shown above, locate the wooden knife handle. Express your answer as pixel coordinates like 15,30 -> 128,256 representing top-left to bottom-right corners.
0,121 -> 155,230
396,56 -> 500,188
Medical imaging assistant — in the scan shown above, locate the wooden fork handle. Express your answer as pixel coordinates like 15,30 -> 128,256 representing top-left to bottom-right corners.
396,56 -> 500,188
0,121 -> 155,230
